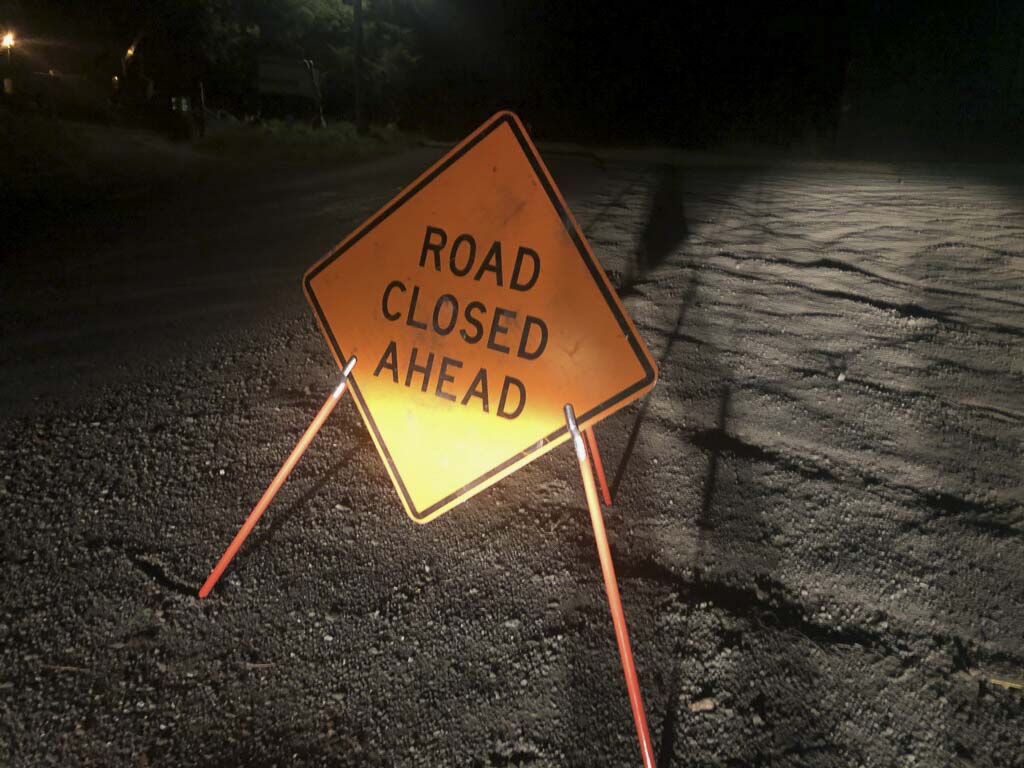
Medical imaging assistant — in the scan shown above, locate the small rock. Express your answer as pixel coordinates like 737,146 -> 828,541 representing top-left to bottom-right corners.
837,372 -> 846,383
689,697 -> 716,713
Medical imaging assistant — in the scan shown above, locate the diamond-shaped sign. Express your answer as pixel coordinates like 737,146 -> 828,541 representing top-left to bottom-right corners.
304,112 -> 657,522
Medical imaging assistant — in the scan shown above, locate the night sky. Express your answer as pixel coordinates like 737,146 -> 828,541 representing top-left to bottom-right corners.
410,1 -> 853,143
412,0 -> 1022,153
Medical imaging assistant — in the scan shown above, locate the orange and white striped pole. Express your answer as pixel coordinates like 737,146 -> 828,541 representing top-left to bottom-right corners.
198,356 -> 357,599
583,426 -> 612,506
565,404 -> 656,768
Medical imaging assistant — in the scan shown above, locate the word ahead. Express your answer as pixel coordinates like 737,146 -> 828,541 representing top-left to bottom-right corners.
305,112 -> 656,522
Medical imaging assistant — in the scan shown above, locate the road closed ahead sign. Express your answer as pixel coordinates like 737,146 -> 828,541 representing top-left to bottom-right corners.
304,112 -> 657,522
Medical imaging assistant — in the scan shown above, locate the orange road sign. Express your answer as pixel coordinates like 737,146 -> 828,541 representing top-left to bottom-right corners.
304,111 -> 657,522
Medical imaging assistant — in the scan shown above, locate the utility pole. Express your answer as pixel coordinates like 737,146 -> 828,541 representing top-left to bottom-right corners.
353,0 -> 368,134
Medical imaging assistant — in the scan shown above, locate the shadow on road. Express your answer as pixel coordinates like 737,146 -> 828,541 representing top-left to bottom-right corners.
621,163 -> 689,296
595,162 -> 849,764
655,664 -> 681,768
258,450 -> 357,546
609,161 -> 759,499
204,449 -> 356,596
610,273 -> 699,500
693,387 -> 731,533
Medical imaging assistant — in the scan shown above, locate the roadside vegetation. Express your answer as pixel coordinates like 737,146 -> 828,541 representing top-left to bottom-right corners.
196,118 -> 421,164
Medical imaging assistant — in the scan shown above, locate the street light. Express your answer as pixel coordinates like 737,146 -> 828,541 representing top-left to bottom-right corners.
2,31 -> 13,67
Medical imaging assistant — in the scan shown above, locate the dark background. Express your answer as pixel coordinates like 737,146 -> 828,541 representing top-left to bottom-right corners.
3,3 -> 1024,768
3,0 -> 1024,156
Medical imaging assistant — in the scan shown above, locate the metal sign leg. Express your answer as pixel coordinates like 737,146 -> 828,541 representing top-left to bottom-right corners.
583,426 -> 613,506
198,357 -> 357,599
565,404 -> 657,768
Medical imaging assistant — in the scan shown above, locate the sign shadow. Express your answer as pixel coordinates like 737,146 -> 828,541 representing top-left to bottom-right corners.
621,163 -> 690,297
610,273 -> 699,500
256,450 -> 358,545
203,449 -> 357,596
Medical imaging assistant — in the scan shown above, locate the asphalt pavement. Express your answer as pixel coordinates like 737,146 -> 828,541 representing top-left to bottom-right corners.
2,146 -> 1022,766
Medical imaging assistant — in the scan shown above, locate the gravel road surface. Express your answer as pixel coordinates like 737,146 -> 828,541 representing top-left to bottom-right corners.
2,148 -> 1022,766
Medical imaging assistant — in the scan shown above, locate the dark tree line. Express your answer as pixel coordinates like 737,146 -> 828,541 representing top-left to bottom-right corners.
3,0 -> 1023,151
2,0 -> 426,124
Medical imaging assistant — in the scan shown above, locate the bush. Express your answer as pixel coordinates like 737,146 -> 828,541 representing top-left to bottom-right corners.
195,118 -> 418,163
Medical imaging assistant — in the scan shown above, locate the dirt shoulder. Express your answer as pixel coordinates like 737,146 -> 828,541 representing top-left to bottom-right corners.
2,112 -> 420,248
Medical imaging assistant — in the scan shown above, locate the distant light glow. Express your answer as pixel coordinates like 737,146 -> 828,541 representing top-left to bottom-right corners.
2,32 -> 14,49
125,43 -> 135,59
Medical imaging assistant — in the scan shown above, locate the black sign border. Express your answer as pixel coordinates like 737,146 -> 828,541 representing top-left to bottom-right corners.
305,112 -> 656,521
